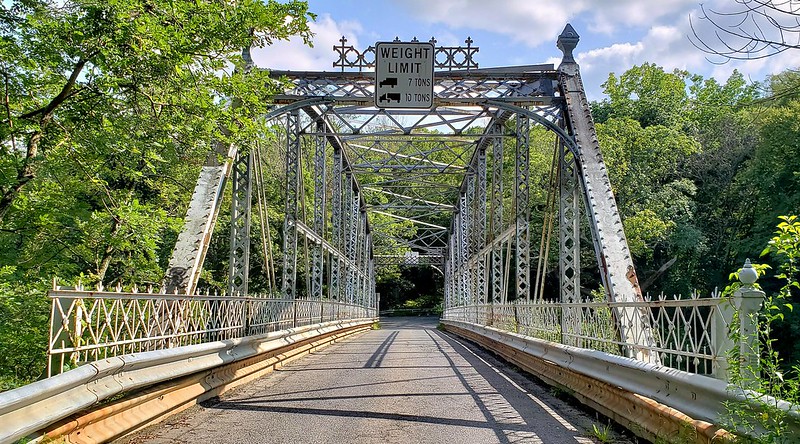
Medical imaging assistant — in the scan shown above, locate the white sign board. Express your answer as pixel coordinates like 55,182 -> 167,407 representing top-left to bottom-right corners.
374,42 -> 434,109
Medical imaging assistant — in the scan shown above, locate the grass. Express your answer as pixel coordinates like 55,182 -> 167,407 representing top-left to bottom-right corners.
590,423 -> 613,443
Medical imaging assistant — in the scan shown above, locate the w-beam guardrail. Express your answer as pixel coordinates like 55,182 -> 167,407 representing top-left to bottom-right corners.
1,312 -> 375,444
442,290 -> 800,442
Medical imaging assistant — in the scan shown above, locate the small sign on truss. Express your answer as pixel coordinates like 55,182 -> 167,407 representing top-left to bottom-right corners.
374,42 -> 434,109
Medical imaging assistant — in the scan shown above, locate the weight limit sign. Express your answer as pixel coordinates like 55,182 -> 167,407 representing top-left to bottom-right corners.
374,42 -> 434,109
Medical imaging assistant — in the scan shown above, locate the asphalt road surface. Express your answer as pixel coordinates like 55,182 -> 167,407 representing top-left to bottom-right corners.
121,317 -> 624,444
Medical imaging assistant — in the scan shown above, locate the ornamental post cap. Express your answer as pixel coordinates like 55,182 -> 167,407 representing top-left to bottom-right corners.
557,23 -> 580,64
739,258 -> 759,285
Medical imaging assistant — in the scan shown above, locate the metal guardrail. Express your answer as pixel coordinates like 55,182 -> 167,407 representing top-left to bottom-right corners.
441,319 -> 800,442
48,287 -> 376,376
1,319 -> 375,444
442,291 -> 728,377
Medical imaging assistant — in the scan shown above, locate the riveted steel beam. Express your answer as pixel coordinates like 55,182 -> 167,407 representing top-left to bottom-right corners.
556,24 -> 659,363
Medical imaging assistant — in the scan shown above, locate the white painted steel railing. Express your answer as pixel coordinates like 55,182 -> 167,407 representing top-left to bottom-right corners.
48,287 -> 376,376
442,290 -> 731,377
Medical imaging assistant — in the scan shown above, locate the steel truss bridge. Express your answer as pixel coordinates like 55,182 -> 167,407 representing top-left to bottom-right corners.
1,25 -> 795,444
164,23 -> 655,359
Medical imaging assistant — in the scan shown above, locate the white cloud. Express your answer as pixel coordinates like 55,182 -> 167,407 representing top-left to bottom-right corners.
394,0 -> 699,48
585,0 -> 698,35
252,14 -> 364,71
573,22 -> 707,99
394,0 -> 576,47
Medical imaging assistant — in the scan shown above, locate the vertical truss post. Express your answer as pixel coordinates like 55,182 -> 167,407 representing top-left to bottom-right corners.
282,110 -> 301,299
330,148 -> 343,301
450,216 -> 458,307
443,241 -> 452,309
361,212 -> 369,306
559,140 -> 581,302
355,209 -> 365,306
345,182 -> 358,304
311,119 -> 326,300
490,123 -> 504,304
557,24 -> 659,362
515,113 -> 531,302
476,147 -> 488,304
466,170 -> 477,305
449,241 -> 456,308
228,150 -> 252,296
342,177 -> 352,304
453,213 -> 462,306
458,193 -> 470,306
350,192 -> 360,304
364,229 -> 372,308
559,139 -> 582,346
368,242 -> 375,310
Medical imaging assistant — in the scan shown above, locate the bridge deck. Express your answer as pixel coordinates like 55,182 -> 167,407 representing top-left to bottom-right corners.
120,318 -> 618,444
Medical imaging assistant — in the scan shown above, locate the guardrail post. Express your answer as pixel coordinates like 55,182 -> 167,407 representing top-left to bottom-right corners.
733,284 -> 765,387
712,290 -> 735,380
716,260 -> 766,385
243,297 -> 251,337
293,299 -> 298,328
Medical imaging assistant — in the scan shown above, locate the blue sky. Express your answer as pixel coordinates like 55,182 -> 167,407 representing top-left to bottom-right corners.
254,1 -> 800,101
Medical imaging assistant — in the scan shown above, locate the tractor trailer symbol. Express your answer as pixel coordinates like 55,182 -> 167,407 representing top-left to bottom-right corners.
379,93 -> 401,103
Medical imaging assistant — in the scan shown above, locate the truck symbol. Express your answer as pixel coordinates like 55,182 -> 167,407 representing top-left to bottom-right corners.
379,93 -> 401,103
379,77 -> 398,88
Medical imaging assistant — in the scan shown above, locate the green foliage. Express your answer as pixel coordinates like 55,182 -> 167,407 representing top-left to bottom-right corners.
591,63 -> 780,297
723,216 -> 800,443
600,62 -> 690,128
0,0 -> 315,390
0,267 -> 49,391
589,422 -> 613,443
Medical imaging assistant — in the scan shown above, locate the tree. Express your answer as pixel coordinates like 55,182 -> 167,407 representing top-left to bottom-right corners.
690,0 -> 800,62
0,0 -> 314,224
598,63 -> 690,128
594,64 -> 761,293
0,0 -> 316,390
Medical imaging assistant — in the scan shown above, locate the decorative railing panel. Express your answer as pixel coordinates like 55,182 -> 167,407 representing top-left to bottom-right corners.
48,288 -> 376,376
333,36 -> 479,72
442,290 -> 729,377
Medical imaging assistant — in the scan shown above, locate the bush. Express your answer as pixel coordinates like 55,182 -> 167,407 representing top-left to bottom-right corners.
0,267 -> 50,392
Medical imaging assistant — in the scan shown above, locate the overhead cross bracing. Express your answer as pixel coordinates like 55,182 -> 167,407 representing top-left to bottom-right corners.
267,72 -> 562,270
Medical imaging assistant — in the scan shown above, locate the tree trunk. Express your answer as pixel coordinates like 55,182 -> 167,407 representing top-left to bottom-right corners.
0,114 -> 50,223
0,59 -> 86,224
96,218 -> 121,284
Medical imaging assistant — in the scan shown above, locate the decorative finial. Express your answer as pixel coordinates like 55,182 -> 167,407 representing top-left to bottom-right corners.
557,23 -> 580,65
739,258 -> 759,285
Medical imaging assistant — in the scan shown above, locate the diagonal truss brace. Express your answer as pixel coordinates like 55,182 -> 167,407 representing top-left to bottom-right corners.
165,142 -> 236,294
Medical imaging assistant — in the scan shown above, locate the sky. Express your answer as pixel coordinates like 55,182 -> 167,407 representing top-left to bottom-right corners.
252,0 -> 800,101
